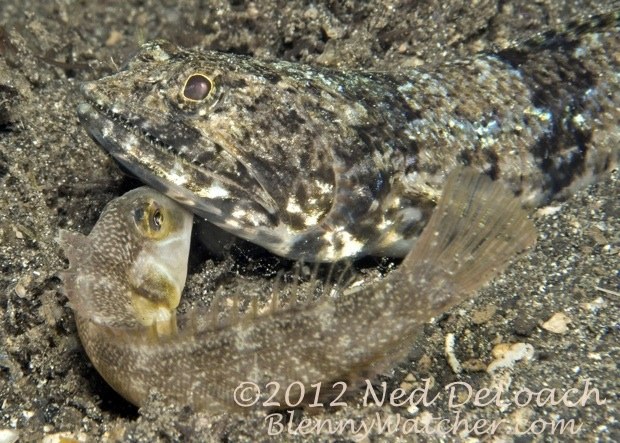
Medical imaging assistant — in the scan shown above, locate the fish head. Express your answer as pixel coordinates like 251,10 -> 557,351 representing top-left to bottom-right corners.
77,40 -> 354,258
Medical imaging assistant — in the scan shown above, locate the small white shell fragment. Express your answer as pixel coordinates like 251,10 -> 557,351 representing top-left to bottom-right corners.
444,333 -> 462,374
536,205 -> 562,216
0,429 -> 18,443
487,342 -> 535,373
541,312 -> 571,334
42,431 -> 88,443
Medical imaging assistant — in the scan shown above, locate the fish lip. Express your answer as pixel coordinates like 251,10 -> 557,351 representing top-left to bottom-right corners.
78,79 -> 195,152
76,101 -> 225,221
77,96 -> 171,155
76,102 -> 183,193
76,101 -> 125,154
76,99 -> 285,244
77,87 -> 282,217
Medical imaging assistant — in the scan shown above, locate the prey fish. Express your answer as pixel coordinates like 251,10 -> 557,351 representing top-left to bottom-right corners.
77,12 -> 618,262
59,167 -> 536,412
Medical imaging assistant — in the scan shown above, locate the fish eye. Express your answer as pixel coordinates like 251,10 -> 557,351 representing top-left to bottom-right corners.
133,201 -> 170,239
182,74 -> 212,101
150,208 -> 163,231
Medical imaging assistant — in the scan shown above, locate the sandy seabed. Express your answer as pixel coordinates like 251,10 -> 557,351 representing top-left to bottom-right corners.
0,1 -> 618,441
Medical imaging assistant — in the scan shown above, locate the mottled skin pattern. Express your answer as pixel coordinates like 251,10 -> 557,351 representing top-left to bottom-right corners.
60,168 -> 536,412
77,12 -> 618,261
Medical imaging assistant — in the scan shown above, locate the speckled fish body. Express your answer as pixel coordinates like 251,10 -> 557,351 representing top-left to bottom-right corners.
59,188 -> 193,332
77,12 -> 619,261
59,168 -> 536,412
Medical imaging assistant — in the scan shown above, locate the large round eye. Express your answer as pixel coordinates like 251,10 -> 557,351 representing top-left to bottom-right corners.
182,74 -> 212,101
133,201 -> 170,239
150,208 -> 163,231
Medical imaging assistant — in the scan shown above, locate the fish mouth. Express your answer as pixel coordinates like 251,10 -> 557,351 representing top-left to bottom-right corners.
76,99 -> 281,239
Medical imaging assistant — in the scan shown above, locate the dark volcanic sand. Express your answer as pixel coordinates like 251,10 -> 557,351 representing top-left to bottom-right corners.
0,1 -> 618,442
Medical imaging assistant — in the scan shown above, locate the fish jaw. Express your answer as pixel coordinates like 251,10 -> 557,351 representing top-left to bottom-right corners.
75,40 -> 402,261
